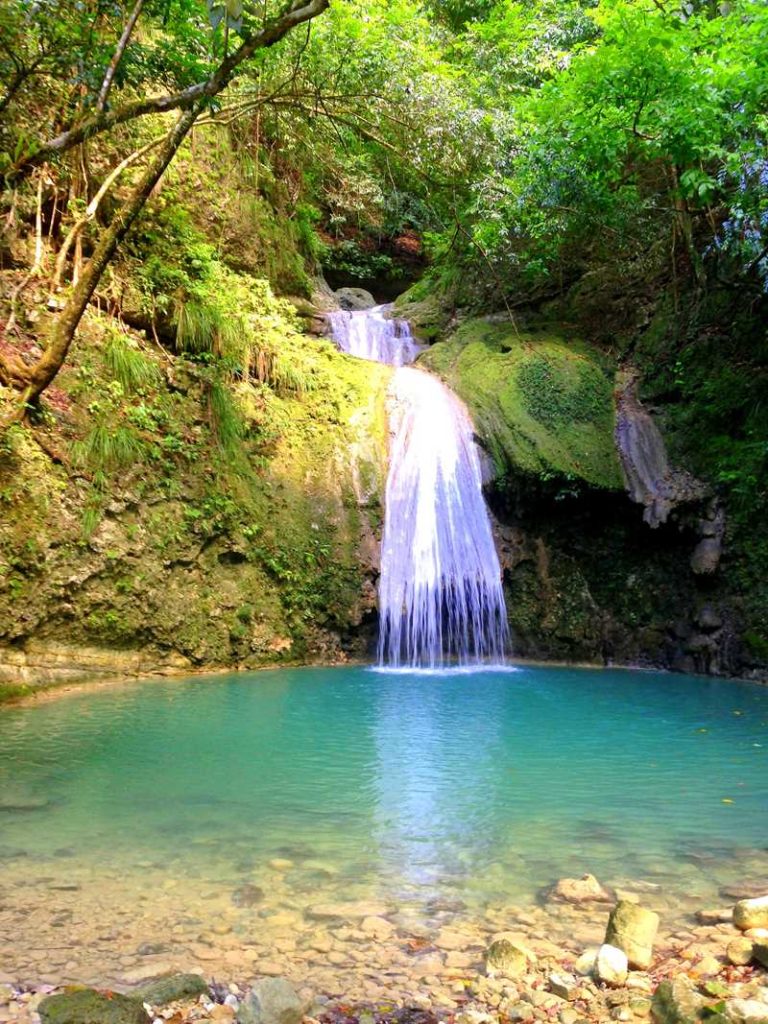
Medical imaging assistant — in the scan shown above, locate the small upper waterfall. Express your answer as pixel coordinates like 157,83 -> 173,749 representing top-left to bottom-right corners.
328,302 -> 509,669
328,305 -> 421,366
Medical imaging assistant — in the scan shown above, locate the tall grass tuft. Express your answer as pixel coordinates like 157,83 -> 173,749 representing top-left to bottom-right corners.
207,379 -> 245,456
72,424 -> 146,473
269,350 -> 316,397
176,299 -> 222,354
103,332 -> 158,392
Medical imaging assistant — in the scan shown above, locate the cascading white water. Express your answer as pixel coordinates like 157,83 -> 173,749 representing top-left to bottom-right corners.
328,302 -> 509,669
377,368 -> 509,668
328,305 -> 421,366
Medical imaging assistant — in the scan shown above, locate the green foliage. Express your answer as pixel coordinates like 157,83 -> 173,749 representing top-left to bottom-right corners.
456,0 -> 768,290
72,423 -> 146,474
320,239 -> 396,282
103,332 -> 159,392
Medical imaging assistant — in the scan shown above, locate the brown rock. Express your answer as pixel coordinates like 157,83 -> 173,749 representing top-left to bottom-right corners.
726,937 -> 754,966
548,874 -> 613,905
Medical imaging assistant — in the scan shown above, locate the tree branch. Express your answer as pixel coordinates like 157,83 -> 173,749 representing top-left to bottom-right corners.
14,0 -> 330,176
95,0 -> 147,113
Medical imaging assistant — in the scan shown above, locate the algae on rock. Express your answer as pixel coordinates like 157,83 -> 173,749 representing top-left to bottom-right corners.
419,318 -> 622,490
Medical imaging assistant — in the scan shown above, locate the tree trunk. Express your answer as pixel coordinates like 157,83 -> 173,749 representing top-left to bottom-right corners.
17,104 -> 202,411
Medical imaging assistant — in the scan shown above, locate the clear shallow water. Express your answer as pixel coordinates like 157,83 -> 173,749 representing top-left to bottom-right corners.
1,663 -> 766,922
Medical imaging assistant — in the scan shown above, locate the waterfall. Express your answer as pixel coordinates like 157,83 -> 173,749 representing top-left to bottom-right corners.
328,303 -> 509,669
328,305 -> 421,366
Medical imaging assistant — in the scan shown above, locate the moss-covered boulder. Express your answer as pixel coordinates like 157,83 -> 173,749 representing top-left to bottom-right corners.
419,319 -> 622,490
130,973 -> 208,1006
39,989 -> 147,1024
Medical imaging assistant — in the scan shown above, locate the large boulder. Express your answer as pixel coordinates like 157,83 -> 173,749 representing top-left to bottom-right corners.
734,895 -> 768,931
236,977 -> 306,1024
39,990 -> 147,1024
335,288 -> 376,311
604,900 -> 660,969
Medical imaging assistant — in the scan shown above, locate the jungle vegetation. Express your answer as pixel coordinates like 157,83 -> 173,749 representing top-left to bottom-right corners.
0,0 -> 766,633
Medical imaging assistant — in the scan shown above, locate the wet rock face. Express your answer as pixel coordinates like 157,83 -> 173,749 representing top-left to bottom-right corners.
614,375 -> 707,529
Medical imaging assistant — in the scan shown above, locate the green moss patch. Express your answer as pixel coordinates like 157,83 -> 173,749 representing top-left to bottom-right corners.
419,319 -> 623,490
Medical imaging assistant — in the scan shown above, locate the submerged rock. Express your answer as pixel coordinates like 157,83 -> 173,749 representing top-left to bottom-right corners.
485,939 -> 528,977
734,896 -> 768,931
307,901 -> 389,921
548,873 -> 613,904
232,883 -> 265,908
604,901 -> 659,970
0,795 -> 50,811
38,989 -> 148,1024
236,977 -> 306,1024
131,973 -> 209,1006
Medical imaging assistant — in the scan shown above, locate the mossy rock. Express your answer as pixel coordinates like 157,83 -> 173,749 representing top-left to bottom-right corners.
130,973 -> 209,1006
485,938 -> 528,977
419,318 -> 623,490
39,989 -> 148,1024
393,279 -> 452,341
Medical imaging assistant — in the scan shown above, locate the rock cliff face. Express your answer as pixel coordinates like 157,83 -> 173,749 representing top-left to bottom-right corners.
1,272 -> 764,691
0,303 -> 390,693
413,309 -> 764,681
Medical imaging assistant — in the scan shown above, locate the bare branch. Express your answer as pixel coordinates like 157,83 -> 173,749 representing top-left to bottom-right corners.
96,0 -> 147,114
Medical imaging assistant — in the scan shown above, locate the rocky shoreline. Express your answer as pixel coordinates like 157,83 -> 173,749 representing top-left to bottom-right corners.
3,884 -> 768,1024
